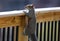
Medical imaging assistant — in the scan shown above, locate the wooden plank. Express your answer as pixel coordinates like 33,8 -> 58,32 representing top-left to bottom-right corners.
52,21 -> 55,41
49,21 -> 52,41
18,16 -> 28,41
0,16 -> 22,28
0,11 -> 60,27
56,21 -> 59,41
42,22 -> 44,41
36,11 -> 60,22
0,16 -> 28,41
45,22 -> 48,41
0,10 -> 60,41
38,23 -> 40,41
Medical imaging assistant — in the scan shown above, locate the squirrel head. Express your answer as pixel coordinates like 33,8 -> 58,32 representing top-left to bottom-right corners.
25,4 -> 34,10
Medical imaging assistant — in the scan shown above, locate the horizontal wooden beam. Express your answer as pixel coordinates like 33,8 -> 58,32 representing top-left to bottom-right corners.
0,7 -> 60,27
36,11 -> 60,22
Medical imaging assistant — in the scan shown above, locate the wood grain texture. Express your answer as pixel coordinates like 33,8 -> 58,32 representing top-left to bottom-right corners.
0,16 -> 28,41
36,11 -> 60,22
0,11 -> 60,41
0,11 -> 60,27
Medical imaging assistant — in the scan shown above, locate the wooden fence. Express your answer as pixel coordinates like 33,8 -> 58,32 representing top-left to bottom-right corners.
0,7 -> 60,41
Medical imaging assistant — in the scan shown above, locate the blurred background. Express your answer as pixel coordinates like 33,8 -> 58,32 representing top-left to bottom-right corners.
0,0 -> 60,11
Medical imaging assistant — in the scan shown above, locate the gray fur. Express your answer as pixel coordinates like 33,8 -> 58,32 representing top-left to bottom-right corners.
24,7 -> 36,35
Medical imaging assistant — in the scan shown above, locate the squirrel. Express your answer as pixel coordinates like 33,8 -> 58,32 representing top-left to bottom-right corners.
23,4 -> 37,41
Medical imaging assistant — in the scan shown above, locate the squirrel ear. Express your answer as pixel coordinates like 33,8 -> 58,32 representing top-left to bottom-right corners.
25,4 -> 34,8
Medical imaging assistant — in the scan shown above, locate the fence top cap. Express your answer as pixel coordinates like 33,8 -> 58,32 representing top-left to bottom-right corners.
0,7 -> 60,17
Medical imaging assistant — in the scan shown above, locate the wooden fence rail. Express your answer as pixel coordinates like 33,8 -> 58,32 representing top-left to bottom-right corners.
0,7 -> 60,41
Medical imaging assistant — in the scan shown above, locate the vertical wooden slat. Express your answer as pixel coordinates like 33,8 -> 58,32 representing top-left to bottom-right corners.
49,21 -> 52,41
52,21 -> 55,41
5,28 -> 8,41
9,27 -> 12,41
38,23 -> 40,41
0,28 -> 1,41
56,21 -> 58,41
1,28 -> 3,41
18,16 -> 28,41
51,21 -> 53,41
45,22 -> 48,41
42,22 -> 44,41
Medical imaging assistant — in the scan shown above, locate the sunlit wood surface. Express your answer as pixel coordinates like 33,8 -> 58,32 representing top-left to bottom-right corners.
0,8 -> 60,41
